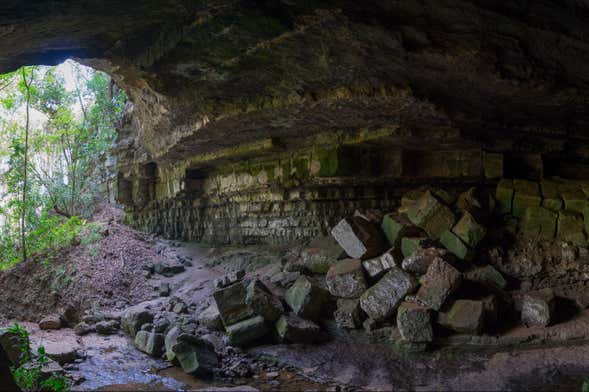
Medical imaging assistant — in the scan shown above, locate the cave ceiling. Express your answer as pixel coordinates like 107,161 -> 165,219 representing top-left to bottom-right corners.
1,1 -> 589,172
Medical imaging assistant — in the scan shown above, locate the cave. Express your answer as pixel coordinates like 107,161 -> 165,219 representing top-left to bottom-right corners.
2,1 -> 589,390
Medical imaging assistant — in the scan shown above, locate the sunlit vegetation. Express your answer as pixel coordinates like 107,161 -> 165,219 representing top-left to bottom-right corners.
0,61 -> 126,269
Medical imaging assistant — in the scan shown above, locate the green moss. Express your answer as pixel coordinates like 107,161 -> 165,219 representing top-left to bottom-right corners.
315,148 -> 339,177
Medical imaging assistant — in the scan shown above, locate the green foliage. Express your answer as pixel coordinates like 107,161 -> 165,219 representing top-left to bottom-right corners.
0,61 -> 126,268
8,324 -> 71,392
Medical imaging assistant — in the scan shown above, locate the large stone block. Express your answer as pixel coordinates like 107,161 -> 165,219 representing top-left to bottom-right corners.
331,217 -> 385,259
512,180 -> 541,218
171,334 -> 219,377
381,213 -> 421,247
362,248 -> 399,280
213,282 -> 255,327
540,180 -> 563,211
294,235 -> 345,274
396,302 -> 433,342
561,188 -> 589,214
440,230 -> 473,261
557,211 -> 586,245
407,191 -> 455,238
401,247 -> 448,275
245,279 -> 284,322
415,258 -> 462,311
520,206 -> 557,239
325,259 -> 368,298
121,303 -> 155,338
401,236 -> 429,258
285,276 -> 330,321
521,289 -> 555,327
134,330 -> 165,357
359,267 -> 418,322
226,316 -> 269,346
483,152 -> 503,179
275,314 -> 323,344
452,212 -> 486,248
495,179 -> 514,215
334,299 -> 364,329
438,300 -> 484,334
198,303 -> 224,331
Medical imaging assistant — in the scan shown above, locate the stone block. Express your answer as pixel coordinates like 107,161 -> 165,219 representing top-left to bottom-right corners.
557,211 -> 587,245
540,180 -> 562,211
226,316 -> 269,346
381,213 -> 421,247
213,282 -> 255,327
359,267 -> 418,322
121,303 -> 155,338
456,187 -> 492,223
561,188 -> 589,214
331,217 -> 385,259
197,303 -> 224,331
407,191 -> 455,238
245,279 -> 284,322
362,248 -> 399,280
325,259 -> 368,298
134,330 -> 165,357
495,179 -> 514,215
401,247 -> 448,275
452,212 -> 486,248
396,302 -> 433,342
465,265 -> 507,290
334,299 -> 364,329
401,236 -> 429,258
415,258 -> 462,311
275,314 -> 323,344
484,152 -> 503,179
295,235 -> 345,274
285,276 -> 330,321
520,206 -> 557,239
171,334 -> 219,377
512,180 -> 541,218
438,300 -> 484,334
440,230 -> 473,260
521,289 -> 555,327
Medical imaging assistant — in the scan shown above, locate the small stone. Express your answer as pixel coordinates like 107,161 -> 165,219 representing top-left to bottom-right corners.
39,315 -> 61,330
95,320 -> 119,335
397,302 -> 433,342
285,276 -> 330,321
74,322 -> 95,336
158,282 -> 171,297
521,288 -> 555,327
330,217 -> 385,259
407,191 -> 455,239
465,265 -> 507,290
438,300 -> 484,334
334,299 -> 364,329
275,314 -> 323,344
154,260 -> 185,277
362,248 -> 400,280
359,267 -> 418,322
325,259 -> 368,298
226,316 -> 269,346
245,279 -> 284,322
213,282 -> 255,327
381,213 -> 421,247
401,247 -> 447,275
440,230 -> 473,260
173,302 -> 187,314
415,258 -> 462,311
452,212 -> 486,248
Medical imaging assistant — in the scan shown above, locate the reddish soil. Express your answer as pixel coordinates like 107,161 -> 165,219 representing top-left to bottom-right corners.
0,204 -> 177,323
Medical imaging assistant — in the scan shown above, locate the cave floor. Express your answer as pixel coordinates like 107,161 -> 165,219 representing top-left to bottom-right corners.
5,240 -> 589,391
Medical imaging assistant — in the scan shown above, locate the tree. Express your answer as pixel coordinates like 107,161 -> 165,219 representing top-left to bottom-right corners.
20,66 -> 34,261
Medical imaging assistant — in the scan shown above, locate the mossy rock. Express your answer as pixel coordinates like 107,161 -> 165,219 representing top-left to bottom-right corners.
440,230 -> 473,261
557,211 -> 587,245
520,206 -> 557,239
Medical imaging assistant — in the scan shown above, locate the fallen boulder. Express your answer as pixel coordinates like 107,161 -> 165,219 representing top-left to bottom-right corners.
521,288 -> 555,327
452,212 -> 486,248
407,191 -> 455,239
293,235 -> 345,274
226,316 -> 269,346
331,216 -> 385,259
440,230 -> 473,261
213,282 -> 255,327
285,276 -> 330,321
245,279 -> 284,322
401,237 -> 430,259
415,258 -> 462,311
121,302 -> 155,338
134,330 -> 165,357
334,299 -> 364,329
171,334 -> 219,377
438,300 -> 484,334
362,248 -> 399,280
381,213 -> 421,247
198,303 -> 224,331
325,259 -> 368,298
275,314 -> 324,344
359,267 -> 418,322
401,247 -> 447,275
396,302 -> 433,342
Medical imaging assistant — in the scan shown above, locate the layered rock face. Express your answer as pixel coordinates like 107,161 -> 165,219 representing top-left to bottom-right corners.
2,1 -> 589,244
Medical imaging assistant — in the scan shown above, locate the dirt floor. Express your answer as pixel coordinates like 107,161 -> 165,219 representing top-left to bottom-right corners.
3,206 -> 589,391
